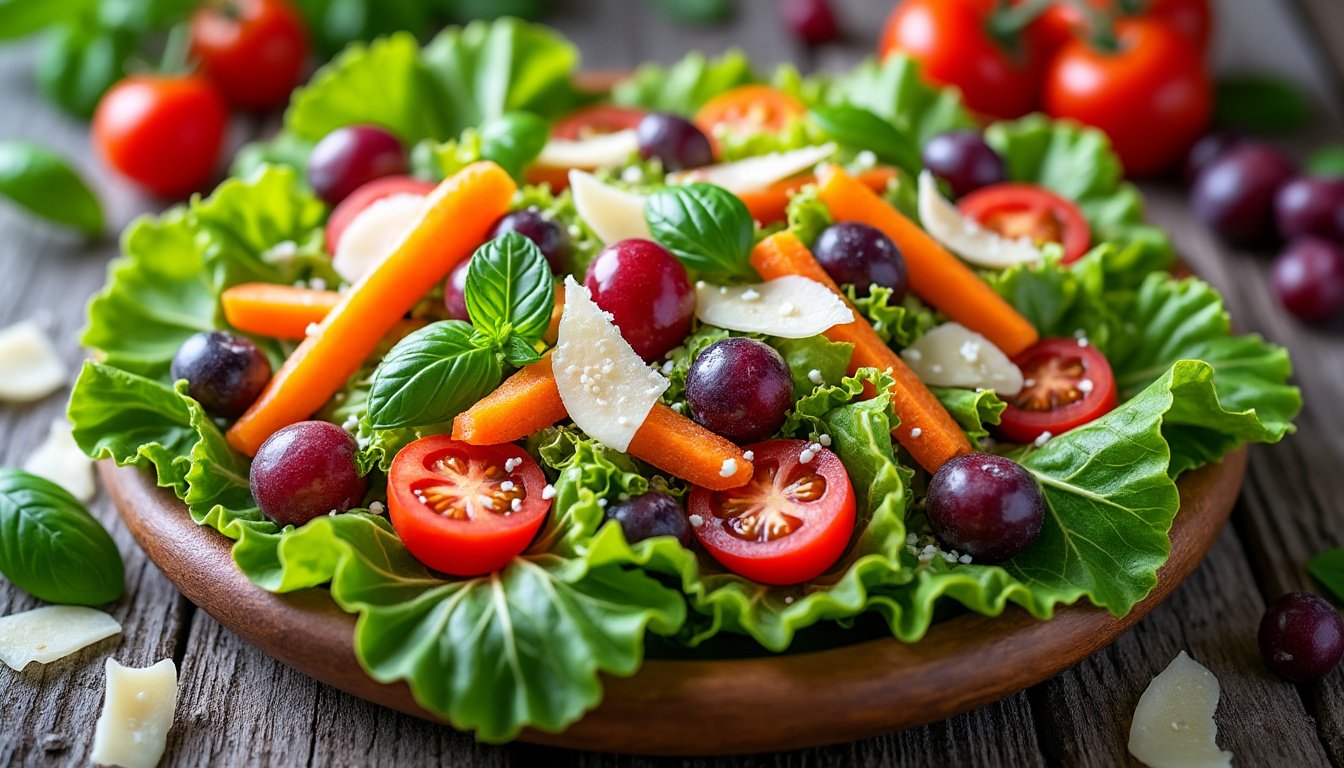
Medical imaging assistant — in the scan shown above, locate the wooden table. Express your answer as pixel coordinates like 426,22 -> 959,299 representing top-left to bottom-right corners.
3,0 -> 1344,764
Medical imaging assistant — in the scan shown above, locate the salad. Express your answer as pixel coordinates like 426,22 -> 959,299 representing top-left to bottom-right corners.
69,18 -> 1300,743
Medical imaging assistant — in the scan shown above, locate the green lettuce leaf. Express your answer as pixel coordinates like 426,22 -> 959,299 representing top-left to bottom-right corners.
611,50 -> 755,114
817,56 -> 975,147
846,286 -> 938,349
770,334 -> 853,399
931,386 -> 1005,443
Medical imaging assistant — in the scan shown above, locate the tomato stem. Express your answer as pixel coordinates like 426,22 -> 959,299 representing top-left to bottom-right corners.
157,23 -> 194,77
987,0 -> 1053,45
1061,0 -> 1121,52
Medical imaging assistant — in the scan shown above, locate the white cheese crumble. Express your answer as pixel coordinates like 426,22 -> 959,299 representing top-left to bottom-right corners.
742,450 -> 755,462
818,434 -> 832,447
500,480 -> 515,492
305,322 -> 320,337
510,498 -> 522,512
541,484 -> 556,501
596,498 -> 608,508
807,368 -> 824,385
0,606 -> 121,670
1033,431 -> 1053,448
504,457 -> 522,473
0,319 -> 67,403
719,458 -> 738,478
799,448 -> 816,464
1078,378 -> 1094,394
910,427 -> 922,439
689,514 -> 704,528
24,418 -> 95,502
369,501 -> 386,515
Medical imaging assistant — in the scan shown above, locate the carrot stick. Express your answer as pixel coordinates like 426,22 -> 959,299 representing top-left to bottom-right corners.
222,283 -> 340,339
816,165 -> 1038,357
737,166 -> 898,224
750,231 -> 971,472
227,162 -> 516,456
452,354 -> 567,445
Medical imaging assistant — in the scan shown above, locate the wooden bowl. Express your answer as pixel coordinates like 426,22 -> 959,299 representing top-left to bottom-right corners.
103,447 -> 1245,755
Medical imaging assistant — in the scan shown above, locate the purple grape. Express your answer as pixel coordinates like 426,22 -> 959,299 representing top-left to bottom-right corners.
926,453 -> 1044,562
307,125 -> 408,205
780,0 -> 839,45
443,259 -> 470,321
489,209 -> 571,273
249,421 -> 368,527
636,113 -> 714,171
606,491 -> 691,546
685,338 -> 792,442
171,331 -> 271,418
813,222 -> 908,301
1275,176 -> 1344,242
1183,131 -> 1244,185
584,239 -> 695,361
1258,592 -> 1344,682
922,130 -> 1006,198
1191,143 -> 1297,245
1271,237 -> 1344,322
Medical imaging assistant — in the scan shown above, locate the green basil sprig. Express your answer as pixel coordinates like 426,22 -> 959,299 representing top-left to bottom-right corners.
0,142 -> 103,236
807,105 -> 921,178
367,231 -> 554,430
644,183 -> 754,279
0,469 -> 124,605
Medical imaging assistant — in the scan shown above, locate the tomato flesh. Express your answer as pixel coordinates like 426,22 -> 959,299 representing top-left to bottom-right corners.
388,437 -> 550,577
997,339 -> 1118,445
553,105 -> 647,140
325,175 -> 435,255
694,85 -> 804,140
689,439 -> 855,585
959,183 -> 1092,264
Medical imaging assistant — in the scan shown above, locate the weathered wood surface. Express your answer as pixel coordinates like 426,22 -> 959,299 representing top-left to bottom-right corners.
1,0 -> 1343,765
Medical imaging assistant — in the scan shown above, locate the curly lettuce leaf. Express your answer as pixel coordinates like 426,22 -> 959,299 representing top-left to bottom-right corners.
611,50 -> 755,114
770,334 -> 853,399
846,286 -> 938,348
817,56 -> 975,147
931,386 -> 1005,443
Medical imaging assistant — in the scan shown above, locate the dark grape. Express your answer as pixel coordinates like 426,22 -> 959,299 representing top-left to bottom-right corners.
813,222 -> 908,301
780,0 -> 839,45
1258,592 -> 1344,682
926,453 -> 1044,562
636,113 -> 714,171
606,491 -> 691,546
584,238 -> 695,360
1275,176 -> 1344,242
489,208 -> 571,273
307,125 -> 408,205
443,259 -> 470,321
922,130 -> 1006,198
1271,237 -> 1344,322
249,421 -> 368,527
1191,142 -> 1297,245
1183,130 -> 1244,185
171,331 -> 271,418
685,338 -> 793,442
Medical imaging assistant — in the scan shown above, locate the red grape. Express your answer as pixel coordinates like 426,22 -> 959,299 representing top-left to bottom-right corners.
780,0 -> 839,45
1275,176 -> 1344,242
686,338 -> 793,442
1191,143 -> 1296,245
489,209 -> 571,273
636,113 -> 714,171
922,130 -> 1006,198
607,491 -> 691,546
307,125 -> 408,205
171,331 -> 271,418
1271,237 -> 1344,322
583,238 -> 695,361
813,222 -> 908,301
1259,592 -> 1344,682
249,421 -> 368,527
926,453 -> 1044,562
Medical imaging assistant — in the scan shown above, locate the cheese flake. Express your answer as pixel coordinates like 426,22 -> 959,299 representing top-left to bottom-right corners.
332,192 -> 426,283
91,658 -> 178,768
24,417 -> 96,502
1128,651 -> 1232,768
536,129 -> 639,170
695,276 -> 852,338
667,143 -> 837,194
553,277 -> 668,451
917,171 -> 1043,269
0,319 -> 67,402
901,322 -> 1023,396
0,605 -> 120,671
568,169 -> 651,245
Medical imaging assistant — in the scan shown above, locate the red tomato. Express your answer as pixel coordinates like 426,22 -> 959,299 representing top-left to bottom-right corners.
1043,19 -> 1211,177
388,437 -> 551,577
1142,0 -> 1213,49
959,183 -> 1092,263
189,0 -> 310,111
879,0 -> 1044,120
997,338 -> 1117,445
92,74 -> 229,197
325,175 -> 435,254
1031,0 -> 1212,55
553,105 -> 646,140
688,439 -> 855,585
694,85 -> 805,138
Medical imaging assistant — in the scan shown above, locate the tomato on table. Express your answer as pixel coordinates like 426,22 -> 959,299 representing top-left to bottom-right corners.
958,183 -> 1092,263
997,338 -> 1117,445
693,85 -> 805,139
388,437 -> 551,577
325,175 -> 435,254
688,439 -> 855,585
553,104 -> 647,140
190,0 -> 310,111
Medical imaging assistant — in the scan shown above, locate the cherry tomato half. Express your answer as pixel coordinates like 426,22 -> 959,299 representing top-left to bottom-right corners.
996,338 -> 1117,445
688,439 -> 855,585
553,104 -> 647,140
959,183 -> 1092,263
190,0 -> 310,111
325,175 -> 435,254
388,437 -> 551,577
693,85 -> 805,140
92,74 -> 229,197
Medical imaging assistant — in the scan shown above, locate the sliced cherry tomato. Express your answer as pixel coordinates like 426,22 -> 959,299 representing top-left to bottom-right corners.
1043,19 -> 1211,176
325,175 -> 435,254
688,439 -> 855,585
388,437 -> 550,577
996,338 -> 1117,445
553,104 -> 647,140
958,183 -> 1092,263
693,85 -> 805,139
92,74 -> 229,197
189,0 -> 310,111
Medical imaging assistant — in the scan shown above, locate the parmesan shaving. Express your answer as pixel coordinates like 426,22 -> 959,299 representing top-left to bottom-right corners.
536,129 -> 639,170
901,323 -> 1024,396
0,319 -> 67,402
24,417 -> 96,502
668,144 -> 837,193
1128,651 -> 1232,768
332,192 -> 426,283
568,169 -> 651,245
91,658 -> 178,768
0,605 -> 120,671
917,171 -> 1044,269
694,276 -> 852,338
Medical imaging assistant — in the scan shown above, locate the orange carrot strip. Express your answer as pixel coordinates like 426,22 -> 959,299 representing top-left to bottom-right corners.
737,166 -> 898,225
227,162 -> 517,456
750,231 -> 971,473
452,354 -> 567,445
543,291 -> 564,346
221,283 -> 340,339
817,165 -> 1039,357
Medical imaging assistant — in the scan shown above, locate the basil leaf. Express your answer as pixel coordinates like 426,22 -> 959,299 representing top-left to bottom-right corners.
645,183 -> 754,278
501,334 -> 542,367
367,320 -> 504,430
1308,549 -> 1344,603
0,0 -> 92,40
0,142 -> 103,236
0,469 -> 124,605
807,105 -> 920,176
464,232 -> 555,344
479,111 -> 550,180
1214,76 -> 1311,135
36,22 -> 135,118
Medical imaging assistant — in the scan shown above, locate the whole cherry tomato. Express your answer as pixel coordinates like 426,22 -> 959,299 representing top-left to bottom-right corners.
92,74 -> 229,197
1043,19 -> 1211,176
1142,0 -> 1212,49
190,0 -> 310,111
1031,0 -> 1212,56
879,0 -> 1044,120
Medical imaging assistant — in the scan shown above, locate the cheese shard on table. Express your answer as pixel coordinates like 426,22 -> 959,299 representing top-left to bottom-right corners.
668,143 -> 837,194
694,276 -> 852,338
568,169 -> 651,245
0,605 -> 121,671
24,417 -> 96,502
332,192 -> 425,283
553,276 -> 668,452
917,171 -> 1044,269
0,319 -> 67,403
901,322 -> 1024,396
91,658 -> 178,768
1128,651 -> 1233,768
